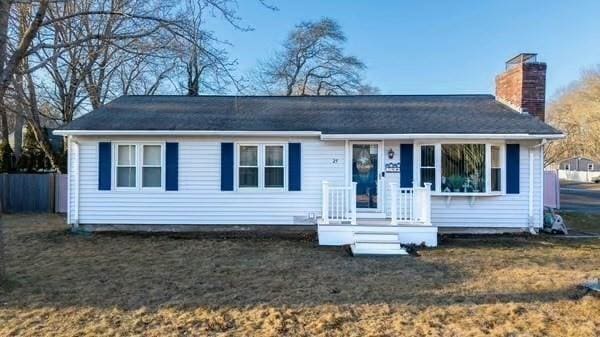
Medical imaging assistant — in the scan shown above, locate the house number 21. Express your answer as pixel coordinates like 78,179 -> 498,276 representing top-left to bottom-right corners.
332,158 -> 339,164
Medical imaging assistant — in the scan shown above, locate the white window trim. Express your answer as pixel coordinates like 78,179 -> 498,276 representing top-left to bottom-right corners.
113,142 -> 165,191
235,143 -> 287,191
415,141 -> 506,196
264,144 -> 286,189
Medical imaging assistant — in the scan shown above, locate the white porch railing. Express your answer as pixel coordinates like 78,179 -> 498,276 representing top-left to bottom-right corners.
389,182 -> 432,225
322,181 -> 357,224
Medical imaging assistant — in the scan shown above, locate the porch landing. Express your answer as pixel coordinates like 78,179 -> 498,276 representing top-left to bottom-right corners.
317,218 -> 438,248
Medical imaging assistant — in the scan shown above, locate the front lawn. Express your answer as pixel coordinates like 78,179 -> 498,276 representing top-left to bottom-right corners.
562,212 -> 600,234
1,214 -> 599,337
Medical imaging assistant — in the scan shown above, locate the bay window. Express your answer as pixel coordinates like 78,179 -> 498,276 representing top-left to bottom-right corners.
237,144 -> 286,189
418,143 -> 505,194
441,144 -> 485,193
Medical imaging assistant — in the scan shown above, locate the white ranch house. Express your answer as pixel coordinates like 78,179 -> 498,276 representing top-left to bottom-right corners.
55,54 -> 563,255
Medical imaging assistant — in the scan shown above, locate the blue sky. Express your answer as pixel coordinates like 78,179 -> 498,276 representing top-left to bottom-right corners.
206,0 -> 600,99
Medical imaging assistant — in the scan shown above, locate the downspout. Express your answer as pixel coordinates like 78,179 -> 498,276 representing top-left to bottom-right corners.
70,137 -> 80,231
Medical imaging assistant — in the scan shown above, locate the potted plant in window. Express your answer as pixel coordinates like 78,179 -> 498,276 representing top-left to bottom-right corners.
446,175 -> 465,192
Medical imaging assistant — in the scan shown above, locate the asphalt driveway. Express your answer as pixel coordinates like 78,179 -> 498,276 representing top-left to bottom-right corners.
560,181 -> 600,213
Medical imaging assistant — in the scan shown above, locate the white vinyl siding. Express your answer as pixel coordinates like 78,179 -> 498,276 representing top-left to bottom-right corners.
71,137 -> 345,225
68,137 -> 543,229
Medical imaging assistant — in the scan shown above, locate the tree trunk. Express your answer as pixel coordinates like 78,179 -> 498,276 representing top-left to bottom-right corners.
28,122 -> 62,173
0,95 -> 8,145
0,0 -> 10,147
13,113 -> 24,162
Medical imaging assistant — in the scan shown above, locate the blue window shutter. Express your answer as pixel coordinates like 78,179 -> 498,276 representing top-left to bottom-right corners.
400,144 -> 413,188
506,144 -> 520,194
288,143 -> 301,191
98,142 -> 111,190
165,142 -> 179,191
221,143 -> 234,191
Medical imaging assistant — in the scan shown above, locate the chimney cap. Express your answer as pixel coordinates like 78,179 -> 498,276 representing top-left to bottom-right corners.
505,53 -> 538,70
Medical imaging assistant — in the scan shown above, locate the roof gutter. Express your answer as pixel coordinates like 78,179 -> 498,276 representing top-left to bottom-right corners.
53,130 -> 564,140
319,133 -> 565,140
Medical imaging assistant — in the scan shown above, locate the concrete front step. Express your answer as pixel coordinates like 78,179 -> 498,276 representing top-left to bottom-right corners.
350,243 -> 408,256
351,230 -> 409,255
354,240 -> 403,250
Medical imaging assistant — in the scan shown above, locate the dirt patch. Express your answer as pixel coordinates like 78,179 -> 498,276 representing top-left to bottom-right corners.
1,214 -> 599,336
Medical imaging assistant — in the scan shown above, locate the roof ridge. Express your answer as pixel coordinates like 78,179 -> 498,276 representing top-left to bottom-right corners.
120,94 -> 495,98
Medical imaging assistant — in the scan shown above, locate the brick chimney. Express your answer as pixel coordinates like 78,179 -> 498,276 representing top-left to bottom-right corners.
495,53 -> 547,121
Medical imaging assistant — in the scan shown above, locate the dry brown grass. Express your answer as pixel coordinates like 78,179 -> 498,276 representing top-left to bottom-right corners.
0,214 -> 599,337
562,212 -> 600,234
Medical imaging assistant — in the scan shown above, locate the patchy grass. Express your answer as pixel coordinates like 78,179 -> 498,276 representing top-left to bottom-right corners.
1,214 -> 599,337
562,212 -> 600,234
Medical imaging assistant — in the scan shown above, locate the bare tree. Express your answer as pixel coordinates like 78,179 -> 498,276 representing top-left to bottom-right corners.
0,0 -> 272,280
545,67 -> 600,166
3,0 -> 263,171
176,0 -> 245,96
253,17 -> 375,96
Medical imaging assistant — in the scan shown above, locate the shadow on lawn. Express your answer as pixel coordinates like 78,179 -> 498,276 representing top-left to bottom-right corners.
1,223 -> 591,312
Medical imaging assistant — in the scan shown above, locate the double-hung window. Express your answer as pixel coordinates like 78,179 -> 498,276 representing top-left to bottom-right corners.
418,143 -> 505,194
237,144 -> 286,189
239,145 -> 259,188
115,143 -> 164,189
420,145 -> 436,190
142,145 -> 162,188
117,145 -> 137,188
264,145 -> 284,188
490,145 -> 502,192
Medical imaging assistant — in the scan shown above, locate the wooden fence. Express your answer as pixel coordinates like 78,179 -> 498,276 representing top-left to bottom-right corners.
0,173 -> 68,213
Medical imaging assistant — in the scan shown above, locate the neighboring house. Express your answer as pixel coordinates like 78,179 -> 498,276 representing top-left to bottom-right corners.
55,53 -> 563,254
559,157 -> 599,172
558,157 -> 600,182
9,127 -> 64,153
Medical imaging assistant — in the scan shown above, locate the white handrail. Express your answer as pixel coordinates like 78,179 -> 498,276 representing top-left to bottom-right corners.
389,182 -> 432,225
322,181 -> 357,225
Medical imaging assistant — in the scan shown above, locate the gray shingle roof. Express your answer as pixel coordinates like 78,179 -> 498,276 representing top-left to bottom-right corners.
60,95 -> 561,135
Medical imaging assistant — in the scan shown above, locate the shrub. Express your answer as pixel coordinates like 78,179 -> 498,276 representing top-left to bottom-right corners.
0,142 -> 15,172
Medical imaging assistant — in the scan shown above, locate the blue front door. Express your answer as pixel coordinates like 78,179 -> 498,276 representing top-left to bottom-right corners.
352,144 -> 379,209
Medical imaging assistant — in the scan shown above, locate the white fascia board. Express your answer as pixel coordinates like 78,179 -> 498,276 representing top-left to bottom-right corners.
319,133 -> 565,140
53,129 -> 564,141
52,130 -> 322,137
